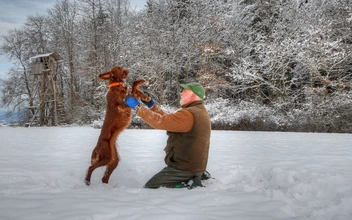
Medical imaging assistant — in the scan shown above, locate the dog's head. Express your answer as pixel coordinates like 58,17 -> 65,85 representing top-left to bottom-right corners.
99,66 -> 129,84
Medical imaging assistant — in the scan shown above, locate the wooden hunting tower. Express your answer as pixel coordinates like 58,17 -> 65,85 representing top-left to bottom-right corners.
28,52 -> 65,126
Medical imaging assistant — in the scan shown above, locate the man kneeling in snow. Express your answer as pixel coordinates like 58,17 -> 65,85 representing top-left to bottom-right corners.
124,82 -> 211,189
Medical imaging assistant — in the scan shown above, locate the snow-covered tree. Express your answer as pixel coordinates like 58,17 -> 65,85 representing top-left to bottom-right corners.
0,0 -> 351,132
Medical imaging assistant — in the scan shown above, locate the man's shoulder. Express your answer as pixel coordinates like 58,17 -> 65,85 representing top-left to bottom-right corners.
176,108 -> 194,116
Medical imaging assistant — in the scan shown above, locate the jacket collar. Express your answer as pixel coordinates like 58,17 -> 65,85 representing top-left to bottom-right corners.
181,100 -> 203,108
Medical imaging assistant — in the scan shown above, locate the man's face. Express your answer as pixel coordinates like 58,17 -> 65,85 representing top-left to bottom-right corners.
180,89 -> 194,106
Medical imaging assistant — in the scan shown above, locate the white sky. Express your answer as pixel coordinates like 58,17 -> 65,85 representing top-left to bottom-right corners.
0,0 -> 146,80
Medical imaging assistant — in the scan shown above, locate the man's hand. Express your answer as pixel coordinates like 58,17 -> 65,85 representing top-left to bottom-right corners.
141,91 -> 155,108
124,93 -> 140,110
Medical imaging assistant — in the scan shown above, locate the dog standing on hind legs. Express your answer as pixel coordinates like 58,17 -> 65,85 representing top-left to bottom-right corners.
84,66 -> 150,186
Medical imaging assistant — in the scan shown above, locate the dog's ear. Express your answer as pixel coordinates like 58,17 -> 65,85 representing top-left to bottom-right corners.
99,71 -> 111,80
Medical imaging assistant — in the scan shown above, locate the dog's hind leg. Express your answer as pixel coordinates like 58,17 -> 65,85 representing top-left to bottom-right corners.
102,157 -> 119,184
102,143 -> 120,184
85,167 -> 94,186
85,159 -> 110,186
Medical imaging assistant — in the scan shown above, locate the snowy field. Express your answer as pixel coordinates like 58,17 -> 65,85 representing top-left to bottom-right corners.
0,126 -> 351,220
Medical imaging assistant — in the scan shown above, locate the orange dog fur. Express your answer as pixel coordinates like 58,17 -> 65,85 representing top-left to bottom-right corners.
84,66 -> 150,186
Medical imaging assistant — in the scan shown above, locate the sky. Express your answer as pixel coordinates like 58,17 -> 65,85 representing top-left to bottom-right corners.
0,0 -> 147,81
0,127 -> 351,219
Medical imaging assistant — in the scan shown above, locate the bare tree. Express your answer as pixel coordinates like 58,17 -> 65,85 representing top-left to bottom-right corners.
0,29 -> 35,120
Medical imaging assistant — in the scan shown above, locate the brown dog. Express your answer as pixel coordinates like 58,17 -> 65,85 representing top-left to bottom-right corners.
84,66 -> 150,186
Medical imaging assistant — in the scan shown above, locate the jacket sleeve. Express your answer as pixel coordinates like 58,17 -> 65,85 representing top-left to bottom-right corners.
149,104 -> 166,115
137,105 -> 194,132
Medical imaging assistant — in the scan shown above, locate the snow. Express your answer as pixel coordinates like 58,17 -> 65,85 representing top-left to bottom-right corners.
0,126 -> 351,220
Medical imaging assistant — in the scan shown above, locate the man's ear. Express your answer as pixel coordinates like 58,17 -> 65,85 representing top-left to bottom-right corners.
190,92 -> 198,100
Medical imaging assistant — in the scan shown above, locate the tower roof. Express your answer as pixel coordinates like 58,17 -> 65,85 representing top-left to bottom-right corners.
30,52 -> 63,61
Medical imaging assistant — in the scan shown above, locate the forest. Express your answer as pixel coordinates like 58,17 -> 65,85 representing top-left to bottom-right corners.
0,0 -> 351,133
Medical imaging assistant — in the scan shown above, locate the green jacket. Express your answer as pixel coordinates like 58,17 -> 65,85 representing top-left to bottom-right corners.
164,101 -> 211,172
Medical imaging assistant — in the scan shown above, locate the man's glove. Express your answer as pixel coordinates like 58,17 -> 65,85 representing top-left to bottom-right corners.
124,93 -> 140,110
142,99 -> 155,109
141,91 -> 155,109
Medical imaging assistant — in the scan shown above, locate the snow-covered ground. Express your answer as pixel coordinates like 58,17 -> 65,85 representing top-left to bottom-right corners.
0,126 -> 351,220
